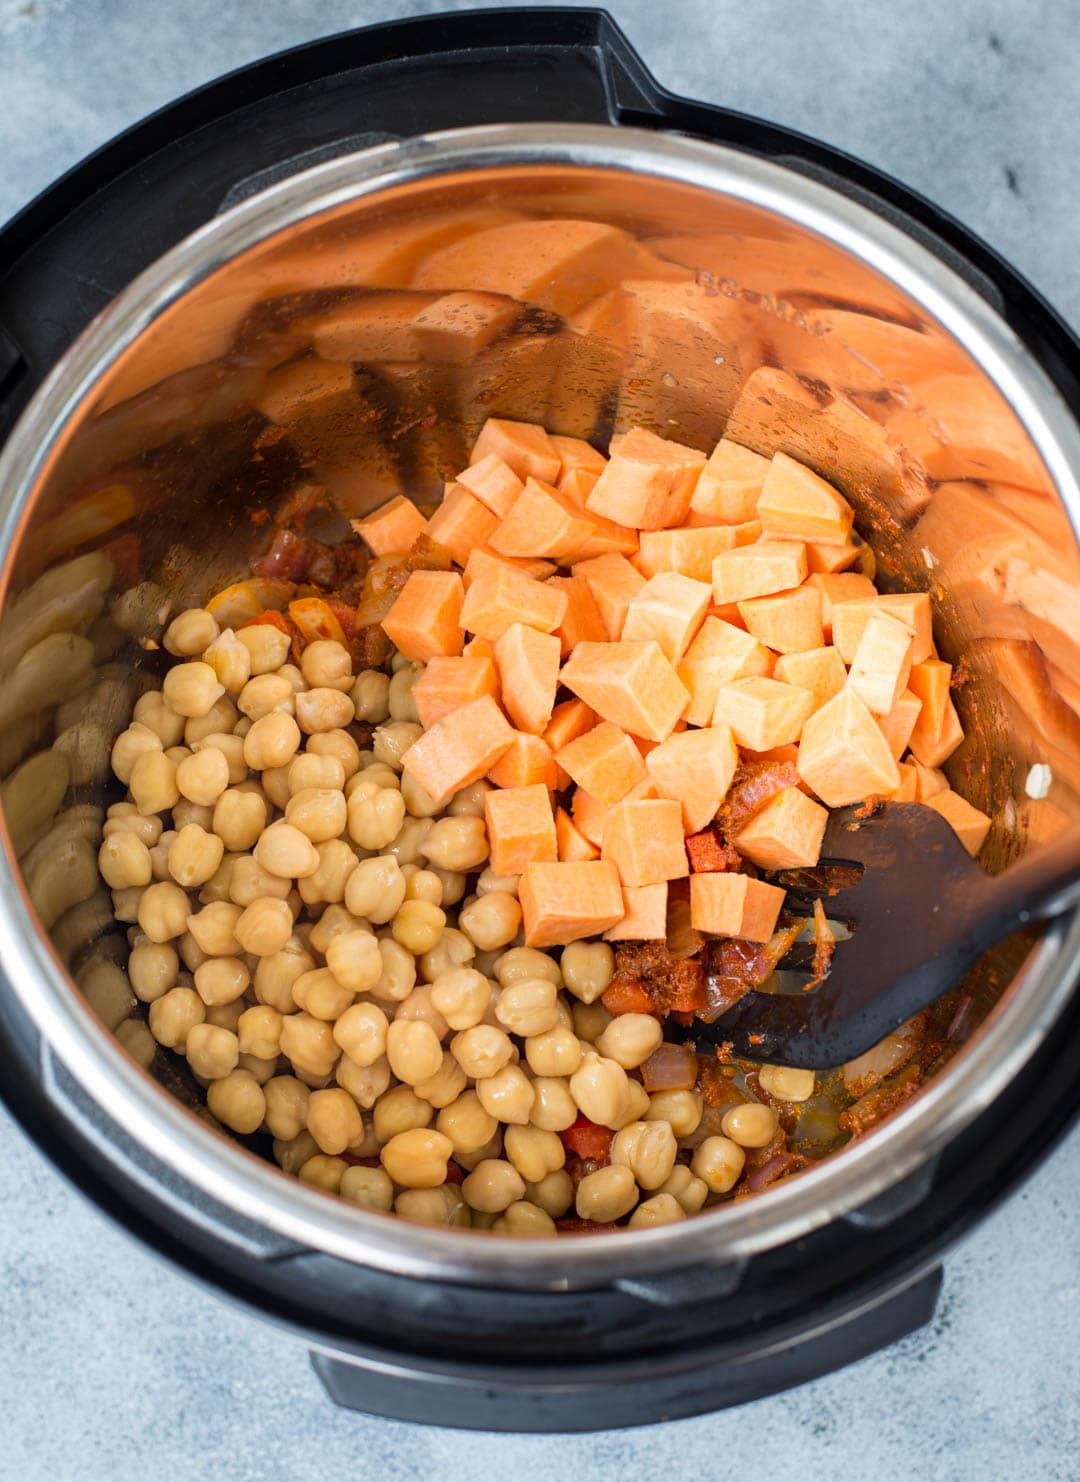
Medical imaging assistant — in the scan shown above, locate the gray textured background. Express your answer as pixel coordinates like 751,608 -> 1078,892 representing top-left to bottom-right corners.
1,0 -> 1078,1477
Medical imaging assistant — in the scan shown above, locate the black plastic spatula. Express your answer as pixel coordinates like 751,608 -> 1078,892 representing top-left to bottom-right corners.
675,802 -> 1080,1070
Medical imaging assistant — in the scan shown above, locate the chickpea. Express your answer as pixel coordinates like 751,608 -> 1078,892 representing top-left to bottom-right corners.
372,939 -> 416,1003
186,900 -> 243,956
451,1024 -> 513,1080
476,1063 -> 534,1125
528,1076 -> 578,1132
595,1013 -> 663,1070
420,815 -> 489,873
392,899 -> 445,955
461,1159 -> 525,1214
306,903 -> 364,956
429,967 -> 490,1031
186,1022 -> 240,1080
280,1012 -> 340,1078
404,868 -> 444,906
129,751 -> 180,816
111,723 -> 163,785
455,1131 -> 504,1174
243,711 -> 301,771
757,1064 -> 816,1103
177,929 -> 208,973
300,640 -> 353,692
384,1020 -> 442,1088
295,687 -> 354,734
348,759 -> 400,794
292,967 -> 354,1022
111,886 -> 145,923
132,692 -> 186,748
261,765 -> 292,811
525,1169 -> 574,1219
199,852 -> 241,905
559,940 -> 615,1004
306,1087 -> 363,1156
344,854 -> 406,924
400,769 -> 442,819
572,1000 -> 611,1045
504,1124 -> 565,1184
372,720 -> 422,770
205,1000 -> 246,1034
254,822 -> 320,880
229,854 -> 292,907
238,672 -> 294,720
617,1079 -> 652,1129
352,670 -> 391,724
237,1004 -> 284,1061
458,891 -> 521,952
288,752 -> 345,795
175,746 -> 229,807
396,1185 -> 469,1227
164,608 -> 219,656
148,986 -> 205,1049
185,695 -> 240,745
203,629 -> 251,694
298,1154 -> 346,1192
435,1091 -> 497,1157
254,943 -> 314,1013
380,1128 -> 451,1189
168,824 -> 225,888
418,926 -> 475,984
412,1051 -> 467,1109
236,622 -> 291,674
163,661 -> 225,719
212,789 -> 267,853
495,947 -> 561,989
332,1002 -> 389,1068
115,1017 -> 157,1071
337,1053 -> 391,1110
692,1135 -> 746,1194
475,867 -> 520,898
645,1089 -> 703,1139
308,728 -> 361,779
570,1052 -> 631,1129
721,1102 -> 778,1149
524,1025 -> 582,1078
385,815 -> 433,868
128,941 -> 178,1002
629,1193 -> 686,1228
575,1164 -> 637,1223
393,983 -> 450,1039
235,897 -> 294,957
495,978 -> 559,1038
611,1120 -> 677,1190
137,881 -> 190,942
297,839 -> 358,907
104,802 -> 164,847
194,956 -> 250,1007
274,1130 -> 318,1177
448,779 -> 491,817
346,778 -> 406,851
98,831 -> 152,890
340,1164 -> 394,1211
262,1075 -> 310,1141
172,799 -> 215,833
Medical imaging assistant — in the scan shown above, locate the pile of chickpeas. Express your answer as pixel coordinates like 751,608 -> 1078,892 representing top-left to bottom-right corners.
101,602 -> 792,1234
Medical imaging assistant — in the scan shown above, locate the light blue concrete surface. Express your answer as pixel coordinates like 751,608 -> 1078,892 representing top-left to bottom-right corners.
0,1 -> 1078,1476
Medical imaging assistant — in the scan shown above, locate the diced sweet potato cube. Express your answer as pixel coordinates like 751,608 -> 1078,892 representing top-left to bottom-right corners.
773,646 -> 847,712
712,677 -> 814,751
559,467 -> 602,507
560,641 -> 690,742
889,761 -> 919,801
797,689 -> 901,806
462,546 -> 556,590
712,542 -> 808,605
490,477 -> 595,561
412,655 -> 498,727
604,882 -> 669,941
602,798 -> 689,888
846,609 -> 915,715
495,624 -> 560,735
381,570 -> 464,662
459,565 -> 568,640
907,659 -> 952,740
426,483 -> 500,566
556,721 -> 646,807
927,790 -> 991,857
488,731 -> 558,792
622,572 -> 711,664
678,618 -> 774,726
689,439 -> 770,525
636,526 -> 740,582
877,689 -> 923,760
411,291 -> 519,363
519,860 -> 625,948
556,806 -> 600,863
470,417 -> 561,484
543,698 -> 596,755
910,759 -> 948,801
572,778 -> 657,848
645,725 -> 739,834
552,435 -> 607,481
456,454 -> 524,519
832,593 -> 933,664
806,572 -> 877,639
572,554 -> 645,640
352,494 -> 428,557
546,575 -> 608,658
586,426 -> 706,531
567,513 -> 639,563
757,452 -> 855,546
401,695 -> 515,806
689,873 -> 785,942
485,783 -> 558,877
738,584 -> 824,655
805,540 -> 861,575
908,694 -> 965,768
734,786 -> 828,870
463,635 -> 495,659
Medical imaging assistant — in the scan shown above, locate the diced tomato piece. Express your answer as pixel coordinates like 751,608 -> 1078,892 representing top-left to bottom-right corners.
326,599 -> 356,641
560,1117 -> 614,1164
685,827 -> 741,873
601,978 -> 656,1017
288,595 -> 348,647
239,609 -> 294,636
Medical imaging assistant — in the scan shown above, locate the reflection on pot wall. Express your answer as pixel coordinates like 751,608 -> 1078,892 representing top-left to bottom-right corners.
1,163 -> 1077,1069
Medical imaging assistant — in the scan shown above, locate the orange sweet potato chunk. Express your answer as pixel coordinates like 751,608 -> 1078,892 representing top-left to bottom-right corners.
797,689 -> 901,806
456,454 -> 524,519
908,694 -> 965,768
484,783 -> 558,877
712,542 -> 808,605
636,526 -> 740,582
846,609 -> 915,715
645,725 -> 739,834
889,761 -> 919,801
571,786 -> 610,849
495,623 -> 561,735
459,565 -> 568,640
911,759 -> 949,801
678,617 -> 775,726
556,721 -> 646,807
832,593 -> 933,664
907,658 -> 952,739
489,477 -> 595,561
560,467 -> 602,507
689,873 -> 785,942
926,790 -> 991,856
806,572 -> 877,639
552,435 -> 607,484
401,695 -> 515,806
602,798 -> 689,888
426,483 -> 500,566
352,495 -> 429,557
757,452 -> 855,546
547,575 -> 608,657
712,676 -> 815,751
586,427 -> 706,531
488,731 -> 558,791
622,572 -> 711,664
773,646 -> 847,712
412,655 -> 498,727
734,786 -> 829,870
604,882 -> 669,941
469,417 -> 561,484
560,641 -> 690,742
572,554 -> 646,640
556,805 -> 600,862
877,689 -> 923,760
737,584 -> 824,654
805,540 -> 862,575
689,439 -> 771,525
519,860 -> 625,948
462,546 -> 556,590
381,570 -> 464,662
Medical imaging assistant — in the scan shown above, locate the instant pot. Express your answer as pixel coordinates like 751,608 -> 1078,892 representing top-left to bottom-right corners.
0,9 -> 1078,1431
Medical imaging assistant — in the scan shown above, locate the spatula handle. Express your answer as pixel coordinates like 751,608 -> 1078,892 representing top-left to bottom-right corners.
981,823 -> 1080,933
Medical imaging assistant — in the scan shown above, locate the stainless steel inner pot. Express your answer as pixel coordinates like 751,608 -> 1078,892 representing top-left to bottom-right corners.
0,124 -> 1077,1289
